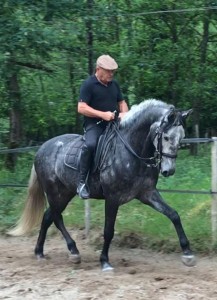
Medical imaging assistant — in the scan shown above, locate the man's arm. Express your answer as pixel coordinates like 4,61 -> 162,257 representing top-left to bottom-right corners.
118,100 -> 129,119
78,102 -> 115,121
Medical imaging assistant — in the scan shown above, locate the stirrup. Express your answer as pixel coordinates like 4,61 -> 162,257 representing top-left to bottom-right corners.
77,183 -> 90,199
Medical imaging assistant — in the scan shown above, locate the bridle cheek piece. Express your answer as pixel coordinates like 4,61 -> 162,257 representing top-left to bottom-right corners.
154,127 -> 178,161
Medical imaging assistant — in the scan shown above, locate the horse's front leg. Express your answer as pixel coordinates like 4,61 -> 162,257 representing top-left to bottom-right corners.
140,189 -> 196,267
100,199 -> 119,271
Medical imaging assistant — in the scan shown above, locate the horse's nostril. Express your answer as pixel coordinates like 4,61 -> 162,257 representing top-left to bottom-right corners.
162,169 -> 175,177
162,170 -> 169,177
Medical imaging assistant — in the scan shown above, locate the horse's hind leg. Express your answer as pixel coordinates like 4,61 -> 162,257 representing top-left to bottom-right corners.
52,210 -> 81,263
35,207 -> 53,259
35,184 -> 80,263
140,189 -> 196,266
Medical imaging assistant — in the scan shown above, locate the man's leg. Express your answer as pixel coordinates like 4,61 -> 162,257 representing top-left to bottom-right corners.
77,124 -> 104,199
77,144 -> 92,199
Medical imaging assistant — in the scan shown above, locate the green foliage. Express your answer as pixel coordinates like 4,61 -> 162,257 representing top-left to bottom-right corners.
0,151 -> 35,184
0,150 -> 35,230
158,147 -> 211,191
0,118 -> 9,147
0,0 -> 217,144
0,188 -> 26,230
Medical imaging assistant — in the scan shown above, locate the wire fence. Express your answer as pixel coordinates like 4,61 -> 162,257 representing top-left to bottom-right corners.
0,138 -> 216,194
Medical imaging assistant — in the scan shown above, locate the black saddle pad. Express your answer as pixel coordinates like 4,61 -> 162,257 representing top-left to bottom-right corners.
64,136 -> 84,170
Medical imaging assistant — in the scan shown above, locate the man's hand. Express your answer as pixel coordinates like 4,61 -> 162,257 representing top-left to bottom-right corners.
78,102 -> 116,121
102,111 -> 115,121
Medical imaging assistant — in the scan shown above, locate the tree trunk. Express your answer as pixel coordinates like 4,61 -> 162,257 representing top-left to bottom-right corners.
86,0 -> 94,75
168,12 -> 179,105
190,8 -> 211,155
68,55 -> 82,134
5,71 -> 22,170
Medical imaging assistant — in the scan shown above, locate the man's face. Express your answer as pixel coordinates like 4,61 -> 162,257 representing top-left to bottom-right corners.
97,67 -> 115,84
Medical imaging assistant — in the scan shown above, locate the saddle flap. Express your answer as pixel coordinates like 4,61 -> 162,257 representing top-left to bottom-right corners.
93,121 -> 117,172
64,122 -> 118,172
64,136 -> 84,170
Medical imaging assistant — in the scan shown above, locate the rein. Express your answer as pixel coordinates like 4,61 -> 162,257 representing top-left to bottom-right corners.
96,108 -> 181,168
113,108 -> 182,166
113,122 -> 161,168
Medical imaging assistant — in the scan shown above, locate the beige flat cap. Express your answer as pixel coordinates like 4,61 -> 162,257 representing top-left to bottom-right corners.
96,55 -> 118,70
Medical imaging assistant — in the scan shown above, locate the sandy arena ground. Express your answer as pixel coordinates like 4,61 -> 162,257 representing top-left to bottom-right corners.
1,230 -> 217,300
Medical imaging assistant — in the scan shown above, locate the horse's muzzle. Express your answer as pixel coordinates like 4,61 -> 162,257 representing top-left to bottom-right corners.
161,168 -> 175,177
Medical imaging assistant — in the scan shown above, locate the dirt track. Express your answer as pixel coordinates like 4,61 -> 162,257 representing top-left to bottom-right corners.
1,231 -> 217,300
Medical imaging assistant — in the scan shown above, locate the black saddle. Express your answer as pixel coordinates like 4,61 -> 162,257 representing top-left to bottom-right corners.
64,121 -> 118,172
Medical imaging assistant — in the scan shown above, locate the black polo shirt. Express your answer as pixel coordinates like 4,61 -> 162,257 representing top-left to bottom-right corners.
79,75 -> 123,127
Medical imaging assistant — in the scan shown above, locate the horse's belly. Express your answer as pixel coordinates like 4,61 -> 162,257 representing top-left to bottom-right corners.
100,164 -> 158,201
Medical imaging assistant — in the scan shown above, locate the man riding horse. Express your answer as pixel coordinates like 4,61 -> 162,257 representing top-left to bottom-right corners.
77,54 -> 129,199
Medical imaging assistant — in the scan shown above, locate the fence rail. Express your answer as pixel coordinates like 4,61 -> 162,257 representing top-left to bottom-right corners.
0,146 -> 40,154
0,137 -> 214,155
0,137 -> 215,195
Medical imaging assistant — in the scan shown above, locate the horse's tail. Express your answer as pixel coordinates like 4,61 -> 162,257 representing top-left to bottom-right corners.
8,165 -> 46,236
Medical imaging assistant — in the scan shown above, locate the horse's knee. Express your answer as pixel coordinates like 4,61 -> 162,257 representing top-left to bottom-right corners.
169,210 -> 180,224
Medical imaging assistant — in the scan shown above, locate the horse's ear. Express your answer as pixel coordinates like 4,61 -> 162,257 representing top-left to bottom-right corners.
162,106 -> 176,125
181,109 -> 193,120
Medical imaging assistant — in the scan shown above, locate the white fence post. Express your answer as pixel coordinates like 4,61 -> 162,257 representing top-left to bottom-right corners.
211,137 -> 217,245
85,199 -> 91,238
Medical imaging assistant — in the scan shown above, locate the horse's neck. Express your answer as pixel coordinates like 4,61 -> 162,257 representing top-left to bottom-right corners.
121,108 -> 166,156
120,122 -> 154,158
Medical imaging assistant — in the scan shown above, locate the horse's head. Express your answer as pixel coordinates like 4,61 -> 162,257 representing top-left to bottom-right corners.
151,107 -> 193,177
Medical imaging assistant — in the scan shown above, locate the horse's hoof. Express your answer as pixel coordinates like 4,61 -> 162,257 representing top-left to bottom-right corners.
69,254 -> 81,264
181,254 -> 196,267
102,262 -> 114,272
36,254 -> 46,261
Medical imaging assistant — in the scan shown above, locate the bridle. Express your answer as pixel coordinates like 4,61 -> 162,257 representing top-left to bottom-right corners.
113,109 -> 183,168
154,126 -> 178,160
154,109 -> 185,161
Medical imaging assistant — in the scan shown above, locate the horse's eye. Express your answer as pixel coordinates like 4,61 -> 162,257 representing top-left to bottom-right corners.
164,136 -> 169,142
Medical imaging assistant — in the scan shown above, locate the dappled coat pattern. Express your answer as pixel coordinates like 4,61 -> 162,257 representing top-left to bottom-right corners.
9,99 -> 195,270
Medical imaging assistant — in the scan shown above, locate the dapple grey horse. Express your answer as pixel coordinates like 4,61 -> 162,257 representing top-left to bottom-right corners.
9,99 -> 195,270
